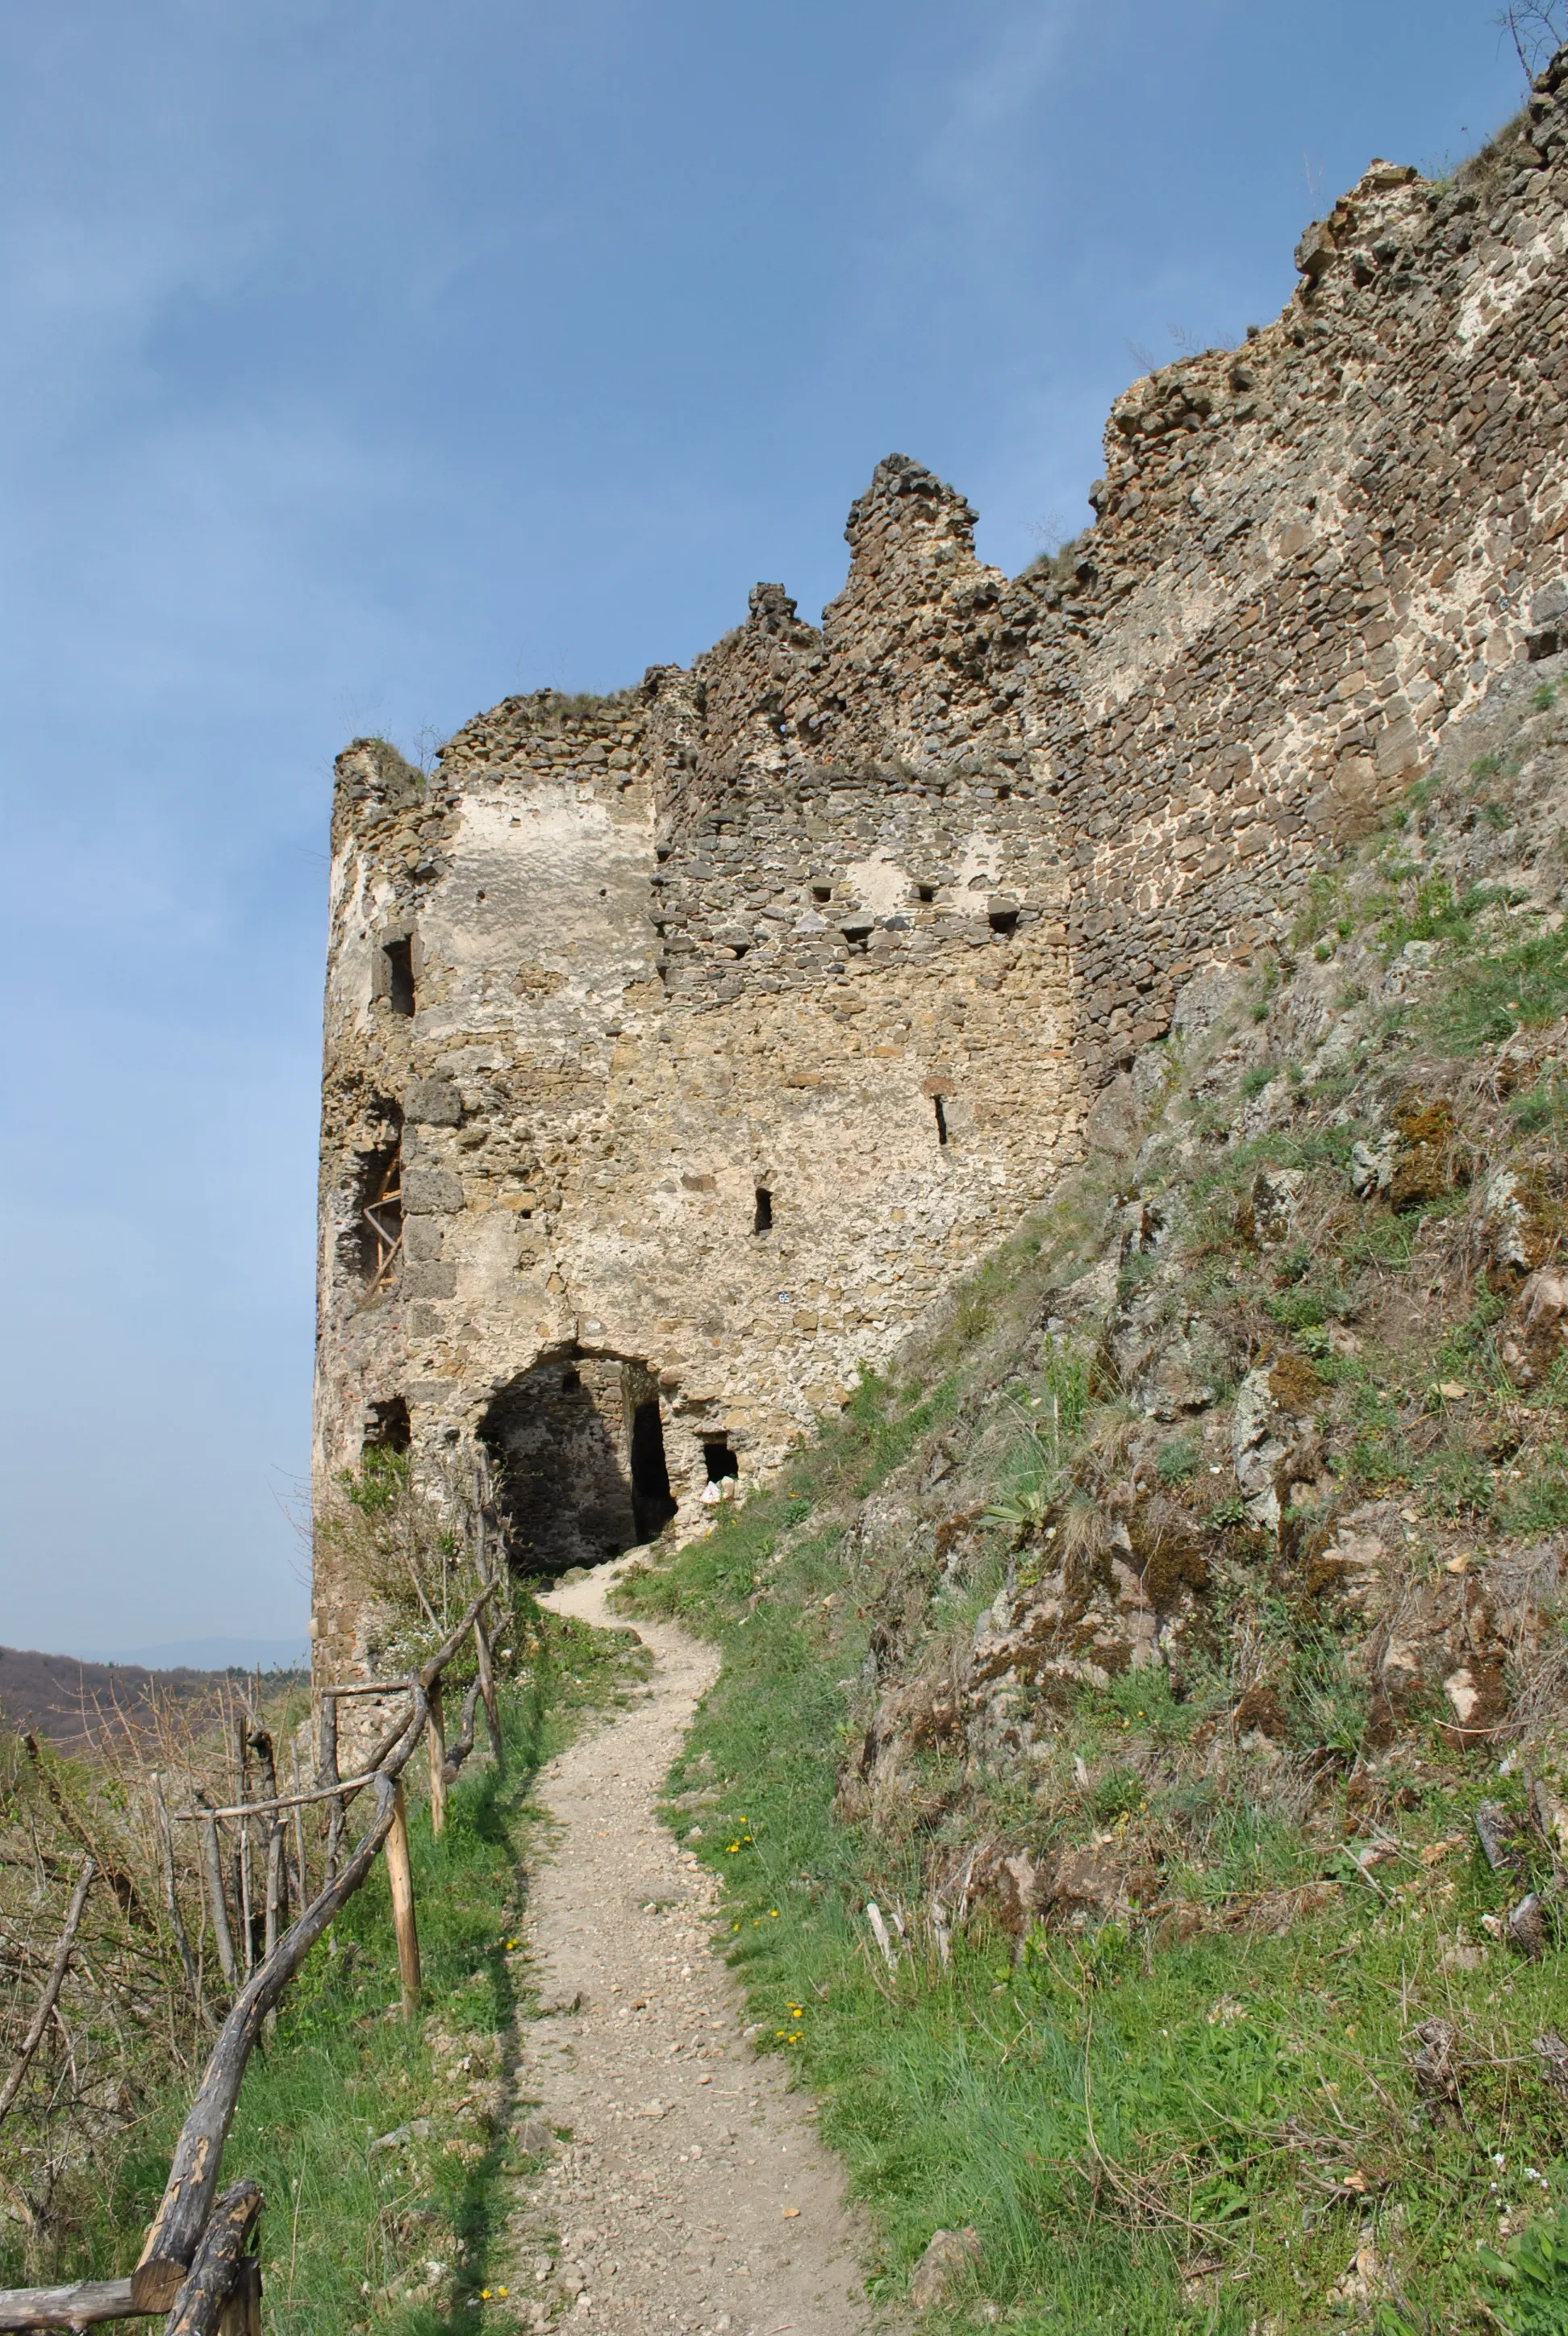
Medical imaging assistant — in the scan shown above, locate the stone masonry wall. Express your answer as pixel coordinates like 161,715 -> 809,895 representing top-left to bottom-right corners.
313,60 -> 1568,1680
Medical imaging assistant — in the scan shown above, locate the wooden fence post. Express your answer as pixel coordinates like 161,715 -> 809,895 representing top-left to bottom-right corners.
227,1703 -> 252,1981
471,1484 -> 503,1756
194,1801 -> 238,1992
162,2180 -> 262,2336
385,1782 -> 421,2018
318,1690 -> 344,1886
473,1615 -> 502,1757
151,1777 -> 204,2013
426,1682 -> 448,1839
216,2254 -> 261,2336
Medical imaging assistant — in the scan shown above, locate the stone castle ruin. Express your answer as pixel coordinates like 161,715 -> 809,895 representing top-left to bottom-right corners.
314,70 -> 1568,1678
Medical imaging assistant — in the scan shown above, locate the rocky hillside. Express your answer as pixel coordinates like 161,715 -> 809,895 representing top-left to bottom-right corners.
618,640 -> 1568,2331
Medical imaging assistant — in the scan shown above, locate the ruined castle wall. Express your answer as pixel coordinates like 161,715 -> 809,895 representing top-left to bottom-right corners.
1039,110 -> 1568,1063
314,58 -> 1568,1678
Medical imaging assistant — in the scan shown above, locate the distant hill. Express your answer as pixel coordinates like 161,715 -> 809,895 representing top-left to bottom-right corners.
0,1644 -> 306,1748
78,1636 -> 311,1671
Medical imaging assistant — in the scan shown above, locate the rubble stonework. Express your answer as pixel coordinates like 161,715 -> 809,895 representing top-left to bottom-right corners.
315,69 -> 1568,1675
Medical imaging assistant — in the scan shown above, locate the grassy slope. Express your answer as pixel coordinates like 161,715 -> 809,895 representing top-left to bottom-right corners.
12,1609 -> 648,2336
615,662 -> 1568,2334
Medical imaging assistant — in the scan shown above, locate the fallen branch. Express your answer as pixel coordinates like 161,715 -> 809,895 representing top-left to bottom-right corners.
22,1742 -> 153,1931
0,1858 -> 94,2130
440,1680 -> 485,1785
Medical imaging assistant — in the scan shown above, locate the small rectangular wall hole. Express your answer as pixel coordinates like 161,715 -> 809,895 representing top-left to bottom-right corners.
347,1123 -> 402,1291
383,936 -> 415,1016
703,1441 -> 740,1483
933,1095 -> 949,1146
363,1395 -> 410,1454
753,1187 -> 773,1234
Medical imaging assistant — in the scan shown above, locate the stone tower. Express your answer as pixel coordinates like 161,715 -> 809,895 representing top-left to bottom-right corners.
312,460 -> 1082,1677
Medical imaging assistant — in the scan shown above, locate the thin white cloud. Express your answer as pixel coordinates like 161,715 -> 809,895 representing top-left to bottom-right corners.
921,1 -> 1079,211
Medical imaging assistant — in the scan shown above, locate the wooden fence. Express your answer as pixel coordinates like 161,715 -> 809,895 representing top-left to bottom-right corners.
0,1576 -> 502,2334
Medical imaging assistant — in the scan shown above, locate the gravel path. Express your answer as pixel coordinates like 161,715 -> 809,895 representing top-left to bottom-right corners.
500,1555 -> 883,2336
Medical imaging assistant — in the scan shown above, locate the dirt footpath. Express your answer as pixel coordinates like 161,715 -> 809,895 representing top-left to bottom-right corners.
501,1556 -> 883,2336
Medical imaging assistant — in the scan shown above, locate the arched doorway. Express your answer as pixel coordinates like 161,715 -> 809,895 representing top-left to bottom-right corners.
478,1350 -> 676,1575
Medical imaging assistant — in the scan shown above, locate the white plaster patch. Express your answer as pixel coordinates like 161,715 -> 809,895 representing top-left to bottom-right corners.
1457,213 -> 1568,346
843,851 -> 913,916
953,832 -> 1000,903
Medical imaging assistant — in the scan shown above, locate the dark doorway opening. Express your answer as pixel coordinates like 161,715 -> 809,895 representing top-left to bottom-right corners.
933,1095 -> 949,1146
629,1400 -> 678,1540
364,1395 -> 410,1454
383,936 -> 415,1016
753,1187 -> 773,1234
703,1441 -> 740,1483
479,1352 -> 676,1576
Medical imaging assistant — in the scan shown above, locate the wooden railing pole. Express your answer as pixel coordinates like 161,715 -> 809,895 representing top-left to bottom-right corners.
0,2275 -> 148,2326
131,1744 -> 419,2309
426,1681 -> 448,1838
385,1781 -> 421,2018
317,1690 -> 344,1886
128,1608 -> 498,2309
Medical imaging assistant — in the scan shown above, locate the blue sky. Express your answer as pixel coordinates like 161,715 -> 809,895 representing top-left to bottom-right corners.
0,1 -> 1529,1657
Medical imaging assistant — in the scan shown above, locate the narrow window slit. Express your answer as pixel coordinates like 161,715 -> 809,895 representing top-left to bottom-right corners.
933,1095 -> 949,1146
383,936 -> 415,1016
753,1187 -> 773,1234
